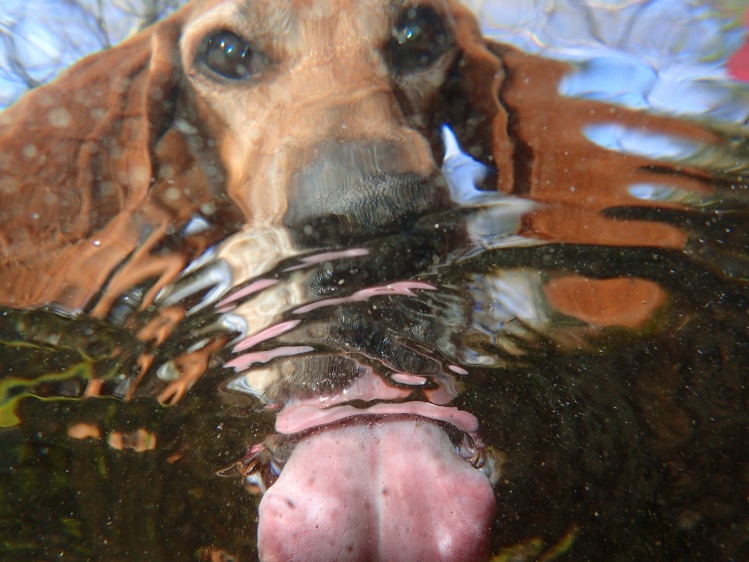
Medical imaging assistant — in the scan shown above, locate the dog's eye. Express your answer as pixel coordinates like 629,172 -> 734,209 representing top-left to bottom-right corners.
388,7 -> 451,74
198,30 -> 258,80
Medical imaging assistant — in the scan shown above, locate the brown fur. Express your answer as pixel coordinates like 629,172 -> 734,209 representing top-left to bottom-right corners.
0,0 -> 505,313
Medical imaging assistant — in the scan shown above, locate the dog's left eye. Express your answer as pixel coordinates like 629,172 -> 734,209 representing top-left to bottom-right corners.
198,30 -> 258,80
388,7 -> 451,74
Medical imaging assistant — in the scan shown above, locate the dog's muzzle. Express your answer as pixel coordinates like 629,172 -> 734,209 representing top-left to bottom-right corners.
283,140 -> 450,242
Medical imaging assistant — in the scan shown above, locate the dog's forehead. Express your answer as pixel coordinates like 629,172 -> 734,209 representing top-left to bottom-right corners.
185,0 -> 452,47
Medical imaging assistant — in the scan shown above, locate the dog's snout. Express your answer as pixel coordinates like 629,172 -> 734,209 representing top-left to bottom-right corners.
283,140 -> 449,242
291,140 -> 429,185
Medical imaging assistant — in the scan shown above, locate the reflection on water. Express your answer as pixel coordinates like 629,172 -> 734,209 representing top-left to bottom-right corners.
2,1 -> 749,560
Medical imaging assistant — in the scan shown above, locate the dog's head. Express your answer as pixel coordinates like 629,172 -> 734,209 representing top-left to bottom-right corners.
177,0 -> 505,237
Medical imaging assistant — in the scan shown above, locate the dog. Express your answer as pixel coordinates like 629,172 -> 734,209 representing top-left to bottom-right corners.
0,5 -> 515,558
0,0 -> 509,317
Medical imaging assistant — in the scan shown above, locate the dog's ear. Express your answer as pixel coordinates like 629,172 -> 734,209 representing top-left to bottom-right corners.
444,0 -> 514,193
0,12 -> 188,310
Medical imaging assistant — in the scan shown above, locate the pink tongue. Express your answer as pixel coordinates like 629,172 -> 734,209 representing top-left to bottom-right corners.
258,418 -> 495,562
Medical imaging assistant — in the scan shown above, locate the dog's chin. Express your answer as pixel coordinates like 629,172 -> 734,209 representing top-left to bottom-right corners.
283,171 -> 451,245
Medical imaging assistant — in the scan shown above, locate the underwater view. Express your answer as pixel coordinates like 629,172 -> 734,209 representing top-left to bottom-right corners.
1,0 -> 748,560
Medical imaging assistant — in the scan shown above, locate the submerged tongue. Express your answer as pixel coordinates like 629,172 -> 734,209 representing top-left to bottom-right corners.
258,418 -> 495,562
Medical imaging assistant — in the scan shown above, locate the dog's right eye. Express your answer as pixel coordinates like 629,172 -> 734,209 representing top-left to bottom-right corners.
197,31 -> 258,80
387,7 -> 451,75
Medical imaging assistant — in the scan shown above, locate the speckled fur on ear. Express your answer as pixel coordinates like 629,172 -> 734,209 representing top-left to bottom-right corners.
0,10 -> 190,311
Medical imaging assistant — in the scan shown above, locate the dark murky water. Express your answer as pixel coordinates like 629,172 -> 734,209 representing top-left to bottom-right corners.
2,1 -> 749,561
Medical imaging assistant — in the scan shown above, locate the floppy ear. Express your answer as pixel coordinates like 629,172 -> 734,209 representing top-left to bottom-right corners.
0,12 -> 187,311
445,1 -> 515,193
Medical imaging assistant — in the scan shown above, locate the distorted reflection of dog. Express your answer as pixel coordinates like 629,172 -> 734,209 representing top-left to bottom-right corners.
0,0 -> 506,315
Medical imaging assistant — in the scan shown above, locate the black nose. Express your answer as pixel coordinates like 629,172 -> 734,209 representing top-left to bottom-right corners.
284,141 -> 450,243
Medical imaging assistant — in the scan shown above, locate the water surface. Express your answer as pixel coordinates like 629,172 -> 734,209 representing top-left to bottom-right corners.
1,1 -> 749,560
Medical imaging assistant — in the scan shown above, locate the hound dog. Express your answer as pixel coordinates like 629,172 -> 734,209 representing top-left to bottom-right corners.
0,6 -> 509,558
